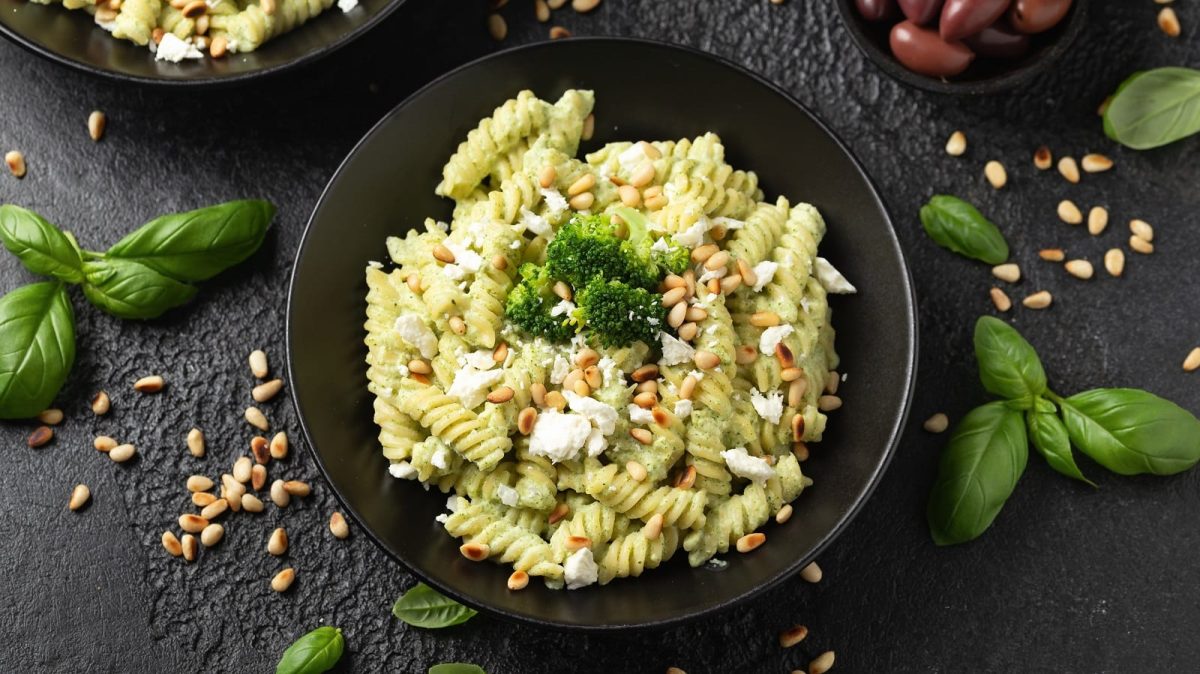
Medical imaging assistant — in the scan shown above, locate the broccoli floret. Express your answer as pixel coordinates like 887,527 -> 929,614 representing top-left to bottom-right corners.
652,243 -> 691,277
572,278 -> 665,348
545,213 -> 656,290
614,206 -> 691,279
505,263 -> 574,342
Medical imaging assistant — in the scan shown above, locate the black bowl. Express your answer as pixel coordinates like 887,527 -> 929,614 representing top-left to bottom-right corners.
835,0 -> 1089,95
287,37 -> 917,631
0,0 -> 403,86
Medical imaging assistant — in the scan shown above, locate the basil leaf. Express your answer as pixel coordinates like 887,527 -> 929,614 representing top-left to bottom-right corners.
927,401 -> 1028,546
1061,388 -> 1200,476
1027,410 -> 1094,486
919,195 -> 1009,265
106,199 -> 274,282
0,282 -> 75,419
0,205 -> 84,284
973,316 -> 1046,405
275,626 -> 344,674
1104,67 -> 1200,150
429,665 -> 487,674
81,258 -> 197,320
392,583 -> 477,628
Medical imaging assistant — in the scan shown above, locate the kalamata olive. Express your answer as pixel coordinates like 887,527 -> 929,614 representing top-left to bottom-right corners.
890,20 -> 975,77
940,0 -> 1011,41
898,0 -> 944,25
1010,0 -> 1072,34
963,21 -> 1031,58
856,0 -> 898,21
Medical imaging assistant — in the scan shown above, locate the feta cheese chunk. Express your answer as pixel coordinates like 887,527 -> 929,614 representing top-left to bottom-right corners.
759,324 -> 794,356
528,410 -> 592,463
154,34 -> 203,62
495,483 -> 520,507
564,548 -> 599,590
540,188 -> 568,216
551,299 -> 576,317
672,216 -> 711,248
463,350 -> 497,370
720,447 -> 776,485
660,331 -> 696,366
674,399 -> 693,419
596,356 -> 619,386
564,391 -> 618,435
394,315 -> 439,358
815,257 -> 857,294
431,446 -> 450,470
751,261 -> 778,291
444,241 -> 483,274
750,389 -> 784,425
585,427 -> 608,457
521,207 -> 553,237
617,143 -> 649,172
446,366 -> 505,410
627,404 -> 656,425
388,461 -> 417,479
337,0 -> 358,10
651,237 -> 671,254
549,355 -> 571,384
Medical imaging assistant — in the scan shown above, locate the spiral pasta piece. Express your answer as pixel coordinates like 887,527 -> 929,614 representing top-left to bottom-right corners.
398,385 -> 511,472
111,0 -> 161,44
597,525 -> 680,584
585,464 -> 707,530
444,502 -> 563,579
549,502 -> 625,562
212,0 -> 335,53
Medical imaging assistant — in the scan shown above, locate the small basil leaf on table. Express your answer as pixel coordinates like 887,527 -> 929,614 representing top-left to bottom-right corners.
919,195 -> 1010,265
0,205 -> 84,284
392,583 -> 477,628
429,664 -> 487,674
973,316 -> 1047,404
105,199 -> 275,282
275,626 -> 344,674
927,401 -> 1028,546
81,258 -> 197,320
1060,388 -> 1200,476
1104,67 -> 1200,150
1027,410 -> 1094,487
0,282 -> 75,419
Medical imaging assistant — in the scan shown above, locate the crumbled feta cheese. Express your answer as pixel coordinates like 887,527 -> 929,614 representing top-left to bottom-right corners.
759,324 -> 794,355
388,461 -> 416,479
442,263 -> 466,281
446,366 -> 506,410
549,355 -> 571,384
627,404 -> 655,425
540,188 -> 568,216
510,239 -> 522,249
396,364 -> 410,377
564,548 -> 599,590
528,410 -> 592,463
520,207 -> 553,237
690,370 -> 705,381
672,216 -> 712,248
651,237 -> 671,254
751,261 -> 778,291
750,389 -> 784,424
617,143 -> 649,172
394,315 -> 438,358
721,447 -> 776,485
706,557 -> 728,570
154,34 -> 204,62
337,0 -> 358,10
495,483 -> 519,507
659,331 -> 696,366
564,391 -> 618,435
447,496 -> 462,513
435,513 -> 449,524
697,265 -> 728,284
674,399 -> 693,419
431,446 -> 450,470
712,216 -> 745,230
444,241 -> 483,274
842,372 -> 849,382
800,297 -> 811,313
367,260 -> 383,269
596,356 -> 619,386
815,257 -> 857,294
550,299 -> 576,318
585,427 -> 608,457
463,350 -> 496,370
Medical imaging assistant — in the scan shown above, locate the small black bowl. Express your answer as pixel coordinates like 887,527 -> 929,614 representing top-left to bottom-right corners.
835,0 -> 1089,95
0,0 -> 404,86
287,37 -> 917,631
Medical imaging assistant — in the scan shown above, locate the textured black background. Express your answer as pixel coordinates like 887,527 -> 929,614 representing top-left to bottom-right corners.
1,2 -> 1198,672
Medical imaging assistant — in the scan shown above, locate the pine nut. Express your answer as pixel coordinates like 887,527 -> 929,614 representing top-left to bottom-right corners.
283,480 -> 311,497
794,441 -> 810,462
572,0 -> 599,11
719,274 -> 742,294
200,523 -> 224,547
487,13 -> 507,41
5,150 -> 26,178
27,426 -> 53,448
694,351 -> 720,370
736,532 -> 766,553
1129,219 -> 1154,242
944,130 -> 966,156
448,315 -> 467,335
562,368 -> 582,392
1023,290 -> 1053,309
583,366 -> 602,389
252,379 -> 284,403
37,408 -> 63,425
776,343 -> 795,368
984,160 -> 1007,189
1056,200 -> 1082,225
661,286 -> 687,307
568,191 -> 594,210
634,391 -> 658,409
629,161 -> 655,187
1104,248 -> 1125,277
991,263 -> 1020,283
800,561 -> 823,583
667,301 -> 687,328
181,534 -> 198,561
271,568 -> 296,592
210,35 -> 228,58
706,278 -> 719,294
192,492 -> 216,507
685,306 -> 707,322
1058,156 -> 1080,183
182,427 -> 203,457
248,436 -> 269,465
775,503 -> 794,524
432,244 -> 455,264
691,244 -> 718,264
674,322 -> 696,341
68,484 -> 90,511
492,254 -> 508,271
736,258 -> 757,288
230,456 -> 250,483
818,395 -> 842,412
552,281 -> 573,301
788,378 -> 808,407
517,407 -> 538,435
565,536 -> 591,551
530,383 -> 546,406
703,250 -> 729,272
572,348 -> 597,369
923,413 -> 949,433
1129,235 -> 1154,254
630,428 -> 653,445
750,311 -> 780,327
674,465 -> 697,490
1158,7 -> 1181,37
626,460 -> 648,482
736,345 -> 758,365
268,527 -> 288,555
1033,145 -> 1052,170
989,287 -> 1012,312
162,531 -> 183,557
679,375 -> 698,401
329,511 -> 350,539
407,273 -> 423,294
201,498 -> 228,521
548,502 -> 570,525
109,443 -> 136,462
94,436 -> 117,453
780,624 -> 809,648
1065,259 -> 1094,280
1088,206 -> 1108,235
1039,248 -> 1066,262
545,390 -> 567,411
630,364 -> 659,383
133,375 -> 164,393
826,371 -> 840,394
90,391 -> 111,415
809,650 -> 836,674
572,380 -> 590,397
567,173 -> 595,196
269,431 -> 289,460
242,493 -> 265,512
1183,347 -> 1200,372
271,480 -> 290,507
639,512 -> 664,540
538,164 -> 556,188
618,184 -> 641,207
181,0 -> 204,17
249,349 -> 269,378
245,406 -> 269,431
223,474 -> 245,504
487,386 -> 515,404
508,570 -> 530,590
460,542 -> 490,561
780,367 -> 803,382
187,475 -> 214,492
1081,153 -> 1113,173
179,514 -> 208,533
493,342 -> 509,363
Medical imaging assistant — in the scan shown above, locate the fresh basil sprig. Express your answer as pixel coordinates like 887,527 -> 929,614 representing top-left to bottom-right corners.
392,583 -> 477,628
275,626 -> 344,674
81,258 -> 198,320
1103,67 -> 1200,150
0,282 -> 75,419
928,317 -> 1200,545
429,664 -> 487,674
919,195 -> 1010,265
0,205 -> 84,284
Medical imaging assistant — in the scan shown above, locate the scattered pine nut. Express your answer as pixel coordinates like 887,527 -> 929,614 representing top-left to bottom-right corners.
780,624 -> 810,648
1129,235 -> 1154,255
1058,157 -> 1080,184
245,406 -> 269,431
538,164 -> 556,189
27,426 -> 53,448
91,391 -> 111,415
800,561 -> 823,583
491,254 -> 508,271
209,35 -> 228,58
1064,259 -> 1094,280
68,484 -> 90,511
984,160 -> 1007,189
1158,7 -> 1181,37
200,498 -> 228,521
775,503 -> 794,524
675,465 -> 697,490
736,532 -> 766,553
242,493 -> 265,512
568,191 -> 595,210
269,431 -> 289,460
507,570 -> 530,590
179,533 -> 198,561
629,161 -> 655,188
330,511 -> 350,539
109,443 -> 136,462
626,460 -> 648,482
133,375 -> 164,393
1081,154 -> 1113,173
548,502 -> 570,525
271,568 -> 295,592
535,0 -> 549,22
618,184 -> 642,207
487,13 -> 507,41
991,263 -> 1020,283
989,287 -> 1012,312
1087,206 -> 1108,235
547,0 -> 565,7
572,0 -> 600,11
5,150 -> 26,178
1033,145 -> 1052,170
460,542 -> 490,561
187,427 -> 205,457
270,479 -> 290,508
200,523 -> 224,547
162,531 -> 183,557
817,395 -> 842,412
1183,347 -> 1200,373
283,480 -> 311,497
249,349 -> 269,378
1056,200 -> 1082,225
791,414 -> 805,441
493,342 -> 510,363
486,386 -> 515,404
944,130 -> 966,156
1023,291 -> 1053,309
268,527 -> 288,555
233,456 -> 252,483
87,110 -> 106,141
1039,248 -> 1066,262
808,650 -> 836,674
567,173 -> 595,197
517,407 -> 538,435
94,436 -> 117,452
179,514 -> 208,533
1104,248 -> 1125,277
187,475 -> 214,492
192,492 -> 217,507
565,535 -> 591,551
38,408 -> 64,425
432,244 -> 456,264
251,436 -> 270,465
642,512 -> 664,540
630,428 -> 653,445
923,413 -> 949,433
252,379 -> 284,403
1129,219 -> 1154,242
251,464 -> 267,491
694,350 -> 720,370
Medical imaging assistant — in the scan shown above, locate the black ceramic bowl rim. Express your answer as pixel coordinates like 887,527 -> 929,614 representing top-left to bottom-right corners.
286,36 -> 918,632
0,0 -> 404,87
834,0 -> 1089,95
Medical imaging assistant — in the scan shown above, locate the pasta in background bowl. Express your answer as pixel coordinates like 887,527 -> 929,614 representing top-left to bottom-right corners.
289,38 -> 916,628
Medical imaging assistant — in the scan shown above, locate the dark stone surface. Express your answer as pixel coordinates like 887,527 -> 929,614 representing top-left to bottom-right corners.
1,1 -> 1197,672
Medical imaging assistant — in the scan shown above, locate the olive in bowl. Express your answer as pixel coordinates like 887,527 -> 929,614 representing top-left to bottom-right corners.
839,0 -> 1088,94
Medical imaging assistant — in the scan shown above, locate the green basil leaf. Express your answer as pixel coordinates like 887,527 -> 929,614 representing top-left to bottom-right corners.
919,195 -> 1009,265
973,316 -> 1046,404
1034,397 -> 1057,414
0,205 -> 84,283
927,401 -> 1028,546
392,583 -> 477,628
429,665 -> 487,674
1027,410 -> 1094,487
0,282 -> 75,419
1104,67 -> 1200,150
1061,388 -> 1200,476
275,626 -> 344,674
81,258 -> 197,320
105,199 -> 274,282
